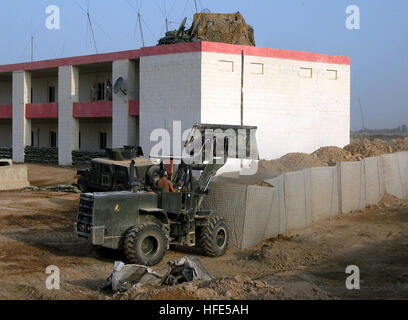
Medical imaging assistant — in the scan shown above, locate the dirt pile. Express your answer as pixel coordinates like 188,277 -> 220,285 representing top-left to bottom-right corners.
193,12 -> 255,46
116,274 -> 331,300
312,146 -> 355,163
257,153 -> 327,178
390,137 -> 408,152
344,139 -> 393,159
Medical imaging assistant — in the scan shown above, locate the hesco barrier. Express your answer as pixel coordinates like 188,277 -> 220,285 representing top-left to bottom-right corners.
206,151 -> 408,250
0,148 -> 12,159
0,165 -> 30,191
72,150 -> 107,167
25,147 -> 58,164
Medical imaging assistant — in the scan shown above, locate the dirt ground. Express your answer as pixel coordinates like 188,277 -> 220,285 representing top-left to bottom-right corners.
26,164 -> 77,187
0,164 -> 407,300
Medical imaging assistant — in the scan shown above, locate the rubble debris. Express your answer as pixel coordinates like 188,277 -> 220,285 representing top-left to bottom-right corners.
104,256 -> 213,293
103,261 -> 163,293
163,256 -> 214,286
25,184 -> 81,193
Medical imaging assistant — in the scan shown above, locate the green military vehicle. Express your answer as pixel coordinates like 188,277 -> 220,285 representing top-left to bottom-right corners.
76,124 -> 258,266
76,146 -> 161,193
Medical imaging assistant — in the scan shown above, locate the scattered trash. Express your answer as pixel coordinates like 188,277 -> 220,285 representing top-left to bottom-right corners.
103,261 -> 163,293
25,184 -> 81,193
103,256 -> 213,293
163,256 -> 214,286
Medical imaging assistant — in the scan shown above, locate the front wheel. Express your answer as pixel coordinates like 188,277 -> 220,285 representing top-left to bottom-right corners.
199,216 -> 230,257
123,224 -> 167,266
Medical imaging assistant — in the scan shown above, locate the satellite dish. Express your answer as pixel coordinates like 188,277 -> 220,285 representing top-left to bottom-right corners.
113,77 -> 127,95
201,9 -> 211,14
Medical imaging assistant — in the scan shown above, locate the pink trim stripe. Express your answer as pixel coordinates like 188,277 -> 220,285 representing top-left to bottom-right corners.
0,41 -> 350,73
129,100 -> 140,116
73,101 -> 112,118
26,103 -> 58,119
0,104 -> 12,119
201,42 -> 350,65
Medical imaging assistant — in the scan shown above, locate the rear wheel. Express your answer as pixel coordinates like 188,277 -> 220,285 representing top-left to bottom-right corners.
199,216 -> 230,257
124,224 -> 167,266
77,176 -> 88,193
146,166 -> 161,187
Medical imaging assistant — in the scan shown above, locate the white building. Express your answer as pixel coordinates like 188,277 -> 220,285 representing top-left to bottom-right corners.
0,41 -> 350,166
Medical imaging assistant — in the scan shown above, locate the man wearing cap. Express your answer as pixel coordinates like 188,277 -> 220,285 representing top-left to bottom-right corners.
157,171 -> 176,193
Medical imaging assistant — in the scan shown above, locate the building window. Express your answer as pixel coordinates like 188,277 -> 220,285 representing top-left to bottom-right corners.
31,131 -> 34,147
31,88 -> 33,103
249,62 -> 264,75
99,132 -> 107,150
50,131 -> 57,148
218,60 -> 234,72
78,132 -> 81,150
48,86 -> 56,103
97,82 -> 105,101
299,67 -> 313,78
327,69 -> 338,80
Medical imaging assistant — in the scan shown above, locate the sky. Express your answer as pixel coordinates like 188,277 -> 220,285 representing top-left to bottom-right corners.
0,0 -> 406,130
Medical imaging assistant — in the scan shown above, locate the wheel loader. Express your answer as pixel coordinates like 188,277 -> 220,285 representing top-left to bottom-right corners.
76,124 -> 258,266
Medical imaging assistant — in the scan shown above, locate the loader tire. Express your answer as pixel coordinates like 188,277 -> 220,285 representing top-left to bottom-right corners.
77,176 -> 89,193
199,216 -> 230,257
124,224 -> 167,266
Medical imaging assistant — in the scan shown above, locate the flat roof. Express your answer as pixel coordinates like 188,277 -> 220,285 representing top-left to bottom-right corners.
0,41 -> 350,74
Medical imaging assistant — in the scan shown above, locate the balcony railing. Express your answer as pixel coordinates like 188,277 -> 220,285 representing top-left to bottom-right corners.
26,103 -> 58,119
73,101 -> 112,118
0,104 -> 12,119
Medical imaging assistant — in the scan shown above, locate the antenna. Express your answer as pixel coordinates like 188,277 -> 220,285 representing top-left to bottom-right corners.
358,97 -> 366,130
194,0 -> 198,13
31,34 -> 34,62
87,11 -> 98,53
75,1 -> 104,54
138,13 -> 145,47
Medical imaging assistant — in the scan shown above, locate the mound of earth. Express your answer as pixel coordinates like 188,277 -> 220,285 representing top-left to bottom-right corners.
344,139 -> 392,158
312,146 -> 355,163
193,12 -> 255,46
116,274 -> 332,300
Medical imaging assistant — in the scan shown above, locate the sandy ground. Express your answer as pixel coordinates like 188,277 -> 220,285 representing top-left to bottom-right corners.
0,164 -> 406,300
26,164 -> 77,187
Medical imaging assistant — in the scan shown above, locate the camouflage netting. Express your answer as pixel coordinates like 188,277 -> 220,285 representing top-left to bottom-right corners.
192,12 -> 255,46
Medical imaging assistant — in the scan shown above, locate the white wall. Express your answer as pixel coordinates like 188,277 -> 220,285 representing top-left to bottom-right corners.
79,119 -> 112,151
31,120 -> 58,148
201,52 -> 350,161
32,76 -> 58,103
140,52 -> 202,158
0,121 -> 12,148
0,81 -> 12,104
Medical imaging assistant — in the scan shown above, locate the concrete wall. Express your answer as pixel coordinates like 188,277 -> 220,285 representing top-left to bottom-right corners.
201,52 -> 351,160
32,76 -> 58,103
0,165 -> 29,191
31,120 -> 58,148
140,52 -> 202,158
79,119 -> 112,151
0,80 -> 12,104
0,120 -> 12,148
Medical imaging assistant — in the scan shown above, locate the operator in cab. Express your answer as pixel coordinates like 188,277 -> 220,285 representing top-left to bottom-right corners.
157,171 -> 176,193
